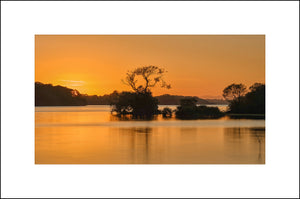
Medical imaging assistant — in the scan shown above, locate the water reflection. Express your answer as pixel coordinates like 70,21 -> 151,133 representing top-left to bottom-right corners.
110,127 -> 152,164
227,115 -> 265,120
36,125 -> 265,164
180,127 -> 198,141
224,127 -> 265,163
110,114 -> 158,121
250,128 -> 265,162
35,106 -> 265,164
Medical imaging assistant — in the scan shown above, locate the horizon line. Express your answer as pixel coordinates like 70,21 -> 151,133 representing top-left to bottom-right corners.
34,81 -> 226,100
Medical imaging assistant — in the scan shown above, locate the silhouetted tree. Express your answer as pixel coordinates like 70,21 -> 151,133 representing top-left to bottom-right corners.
162,107 -> 173,118
111,92 -> 135,115
111,91 -> 159,117
123,65 -> 171,94
222,83 -> 247,102
243,83 -> 265,114
222,83 -> 247,113
249,83 -> 264,92
224,83 -> 265,114
112,66 -> 171,118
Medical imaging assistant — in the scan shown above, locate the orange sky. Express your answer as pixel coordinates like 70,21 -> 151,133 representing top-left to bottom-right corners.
35,35 -> 265,98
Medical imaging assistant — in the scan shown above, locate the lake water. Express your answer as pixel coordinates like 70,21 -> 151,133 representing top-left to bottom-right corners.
35,105 -> 265,164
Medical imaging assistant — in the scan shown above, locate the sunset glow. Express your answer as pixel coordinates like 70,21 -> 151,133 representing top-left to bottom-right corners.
35,35 -> 265,98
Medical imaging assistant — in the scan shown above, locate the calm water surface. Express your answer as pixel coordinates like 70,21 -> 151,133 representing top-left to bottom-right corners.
35,105 -> 265,164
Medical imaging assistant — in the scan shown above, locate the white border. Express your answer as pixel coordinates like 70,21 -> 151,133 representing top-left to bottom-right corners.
1,1 -> 299,198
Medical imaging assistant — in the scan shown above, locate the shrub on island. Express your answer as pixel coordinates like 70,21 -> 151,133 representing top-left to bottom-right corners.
162,107 -> 173,118
111,91 -> 160,118
175,97 -> 224,119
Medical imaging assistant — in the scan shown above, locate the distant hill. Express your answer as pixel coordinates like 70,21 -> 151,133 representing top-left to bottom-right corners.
155,94 -> 228,105
35,82 -> 87,106
155,94 -> 211,105
204,98 -> 229,105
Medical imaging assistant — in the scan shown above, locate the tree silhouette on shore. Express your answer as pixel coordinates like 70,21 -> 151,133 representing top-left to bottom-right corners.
223,83 -> 265,114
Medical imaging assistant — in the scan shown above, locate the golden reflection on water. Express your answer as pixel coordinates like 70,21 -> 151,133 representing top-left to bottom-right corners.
35,106 -> 265,164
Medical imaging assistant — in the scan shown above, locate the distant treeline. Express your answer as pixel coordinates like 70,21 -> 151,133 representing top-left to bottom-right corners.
155,94 -> 228,105
83,93 -> 227,105
35,82 -> 227,106
35,82 -> 86,106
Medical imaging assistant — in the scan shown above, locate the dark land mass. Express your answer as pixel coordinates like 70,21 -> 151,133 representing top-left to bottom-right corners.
203,98 -> 229,105
35,82 -> 86,106
155,94 -> 228,105
35,82 -> 228,106
82,94 -> 228,105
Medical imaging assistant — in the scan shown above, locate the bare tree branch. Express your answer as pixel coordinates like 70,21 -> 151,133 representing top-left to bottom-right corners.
122,66 -> 171,93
